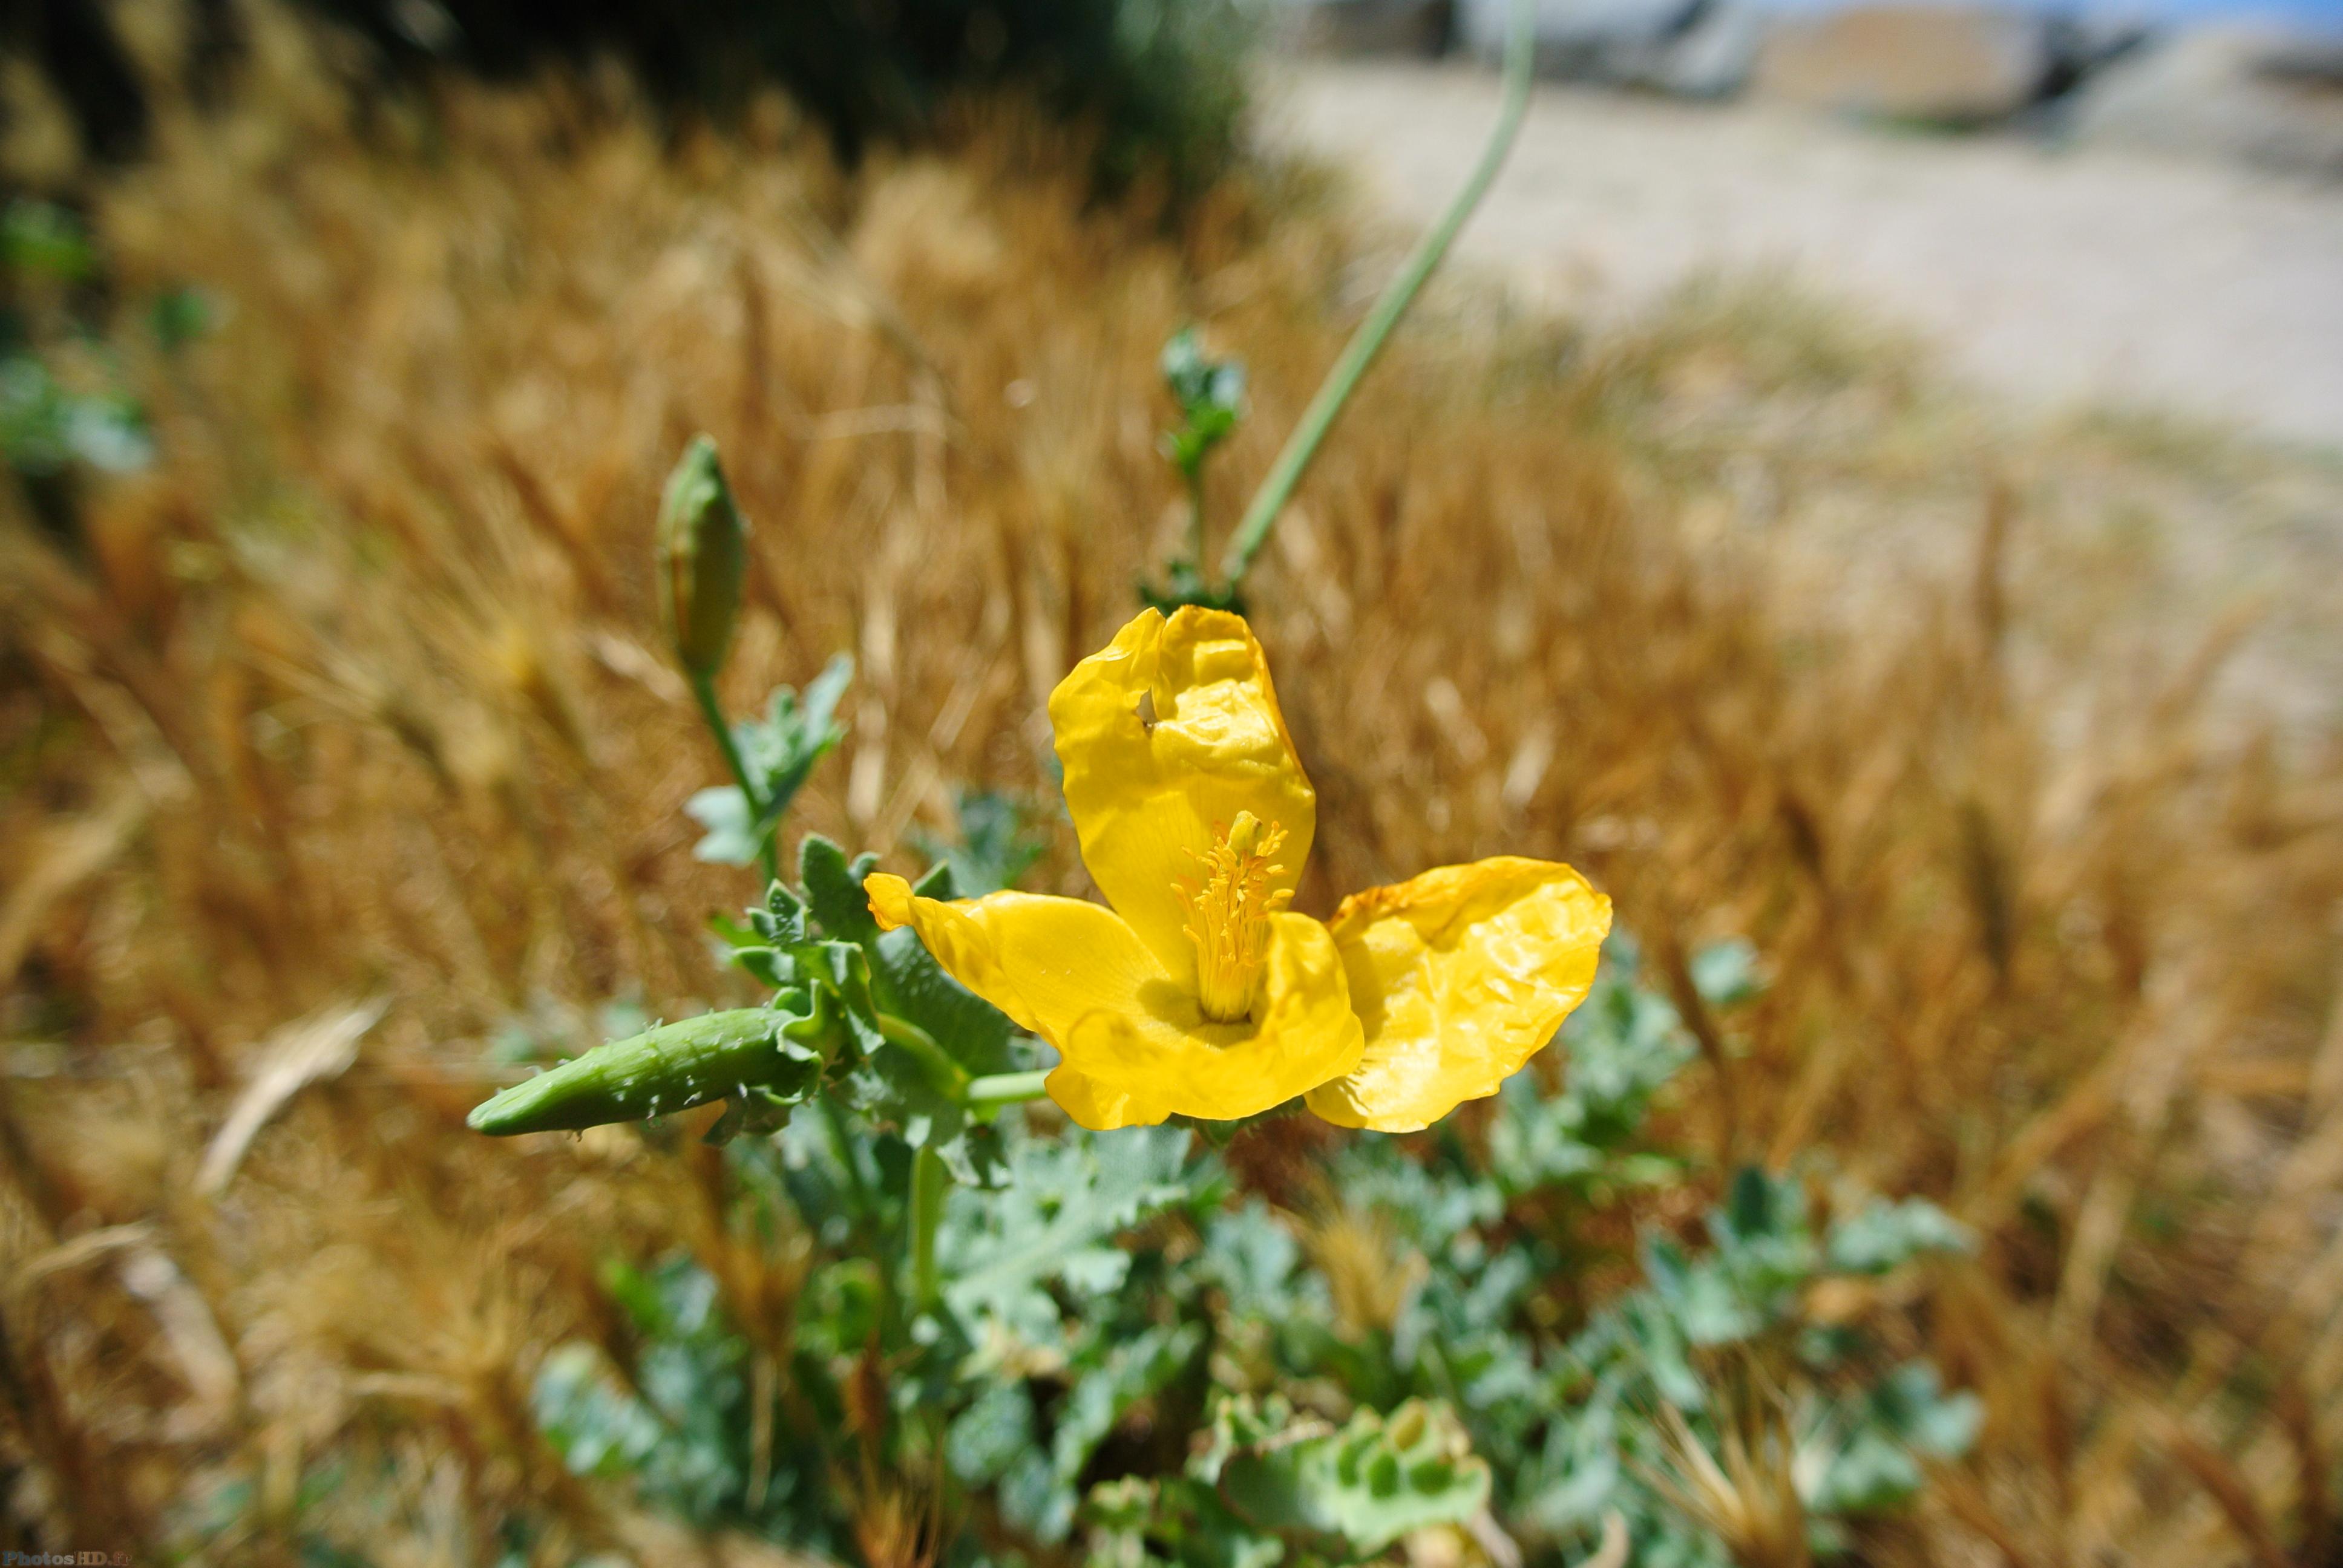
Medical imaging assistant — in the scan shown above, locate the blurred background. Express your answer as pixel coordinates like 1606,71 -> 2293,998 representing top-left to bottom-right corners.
2,1 -> 2341,1564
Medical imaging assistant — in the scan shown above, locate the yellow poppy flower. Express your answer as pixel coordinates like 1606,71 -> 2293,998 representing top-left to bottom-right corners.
865,606 -> 1611,1132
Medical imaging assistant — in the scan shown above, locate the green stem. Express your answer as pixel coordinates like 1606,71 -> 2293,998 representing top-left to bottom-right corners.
877,1013 -> 971,1094
966,1070 -> 1051,1111
1185,463 -> 1208,564
690,670 -> 781,889
822,1096 -> 896,1339
821,1097 -> 876,1221
907,1145 -> 946,1313
1217,0 -> 1536,591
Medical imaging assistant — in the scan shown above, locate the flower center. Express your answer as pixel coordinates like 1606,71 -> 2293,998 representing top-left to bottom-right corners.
1177,811 -> 1293,1024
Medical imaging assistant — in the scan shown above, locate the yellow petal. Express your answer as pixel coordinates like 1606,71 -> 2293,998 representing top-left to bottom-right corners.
1047,607 -> 1316,985
868,874 -> 1358,1129
1049,912 -> 1363,1130
867,872 -> 1150,1040
1305,858 -> 1611,1133
867,871 -> 1176,1119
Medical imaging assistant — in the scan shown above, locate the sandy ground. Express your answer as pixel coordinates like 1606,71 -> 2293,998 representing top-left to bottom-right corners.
1266,61 -> 2343,451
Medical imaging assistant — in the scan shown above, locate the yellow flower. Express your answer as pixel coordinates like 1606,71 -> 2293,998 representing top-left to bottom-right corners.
865,607 -> 1611,1132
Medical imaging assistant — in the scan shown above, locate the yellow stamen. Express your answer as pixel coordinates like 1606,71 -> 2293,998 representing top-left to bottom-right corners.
1177,811 -> 1293,1022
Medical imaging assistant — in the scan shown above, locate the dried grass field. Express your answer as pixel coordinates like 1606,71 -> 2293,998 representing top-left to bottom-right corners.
4,16 -> 2342,1567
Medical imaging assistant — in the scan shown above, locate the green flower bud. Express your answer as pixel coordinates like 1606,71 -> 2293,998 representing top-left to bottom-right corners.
656,434 -> 748,679
468,1008 -> 814,1135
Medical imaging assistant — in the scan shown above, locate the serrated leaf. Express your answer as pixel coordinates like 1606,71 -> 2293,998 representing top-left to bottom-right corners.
1084,1474 -> 1285,1568
1866,1362 -> 1981,1458
828,1003 -> 1004,1186
728,656 -> 853,834
938,1127 -> 1197,1342
946,1380 -> 1035,1486
1824,1198 -> 1971,1276
869,924 -> 1015,1077
730,947 -> 788,988
1689,938 -> 1764,1010
1054,1323 -> 1204,1484
1211,1396 -> 1490,1555
1011,1322 -> 1207,1544
750,882 -> 808,946
685,786 -> 761,866
1723,1165 -> 1789,1244
799,835 -> 880,945
1202,1201 -> 1301,1321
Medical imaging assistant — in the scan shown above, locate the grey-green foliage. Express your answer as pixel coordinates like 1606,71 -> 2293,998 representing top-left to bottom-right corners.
502,926 -> 1976,1568
532,1253 -> 837,1547
1,200 -> 164,491
1207,1395 -> 1491,1555
1143,325 -> 1250,613
2,200 -> 95,281
989,1321 -> 1209,1542
0,355 -> 152,478
521,1114 -> 1227,1555
940,1120 -> 1219,1540
1165,934 -> 1978,1567
1527,1165 -> 1979,1561
1487,934 -> 1695,1198
1159,326 -> 1246,482
480,697 -> 1971,1568
1086,1392 -> 1492,1568
686,656 -> 853,866
477,819 -> 1027,1183
938,1123 -> 1197,1341
911,788 -> 1049,897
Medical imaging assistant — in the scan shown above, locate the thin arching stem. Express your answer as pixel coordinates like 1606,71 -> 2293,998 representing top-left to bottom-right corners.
907,1145 -> 946,1312
1217,0 -> 1536,591
966,1070 -> 1051,1109
691,670 -> 780,889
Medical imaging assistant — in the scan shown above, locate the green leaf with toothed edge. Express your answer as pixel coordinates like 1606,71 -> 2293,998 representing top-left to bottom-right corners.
683,661 -> 852,864
799,834 -> 880,946
1205,1393 -> 1491,1556
937,1125 -> 1198,1343
684,785 -> 762,867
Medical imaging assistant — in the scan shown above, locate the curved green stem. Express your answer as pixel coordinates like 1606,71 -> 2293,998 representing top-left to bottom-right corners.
966,1070 -> 1051,1110
877,1013 -> 971,1094
821,1097 -> 877,1220
908,1145 -> 946,1313
1185,466 -> 1208,563
1217,0 -> 1536,591
691,670 -> 780,889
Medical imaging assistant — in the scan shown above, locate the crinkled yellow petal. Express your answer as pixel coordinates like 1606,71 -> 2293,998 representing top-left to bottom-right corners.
867,875 -> 1359,1131
867,872 -> 1153,1038
1049,912 -> 1362,1131
1305,858 -> 1611,1134
1046,607 -> 1316,985
868,872 -> 1152,1119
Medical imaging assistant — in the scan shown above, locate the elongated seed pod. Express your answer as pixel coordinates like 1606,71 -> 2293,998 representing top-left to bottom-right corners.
468,1009 -> 799,1136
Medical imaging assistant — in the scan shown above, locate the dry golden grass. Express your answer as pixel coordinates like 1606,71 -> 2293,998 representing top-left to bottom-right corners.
4,14 -> 2342,1564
